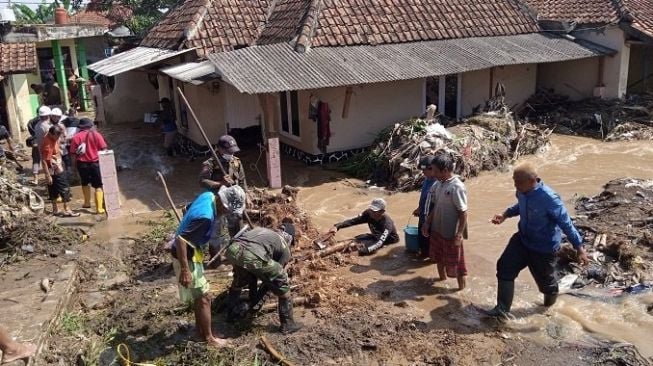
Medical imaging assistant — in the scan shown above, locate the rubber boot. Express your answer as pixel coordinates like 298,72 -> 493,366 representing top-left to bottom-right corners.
225,289 -> 243,323
543,293 -> 558,307
95,189 -> 105,214
278,297 -> 303,335
484,280 -> 514,318
82,186 -> 91,208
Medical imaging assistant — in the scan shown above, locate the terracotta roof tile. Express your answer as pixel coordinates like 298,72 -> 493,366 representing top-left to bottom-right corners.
624,0 -> 653,38
69,6 -> 132,27
141,0 -> 269,57
522,0 -> 620,24
0,43 -> 37,75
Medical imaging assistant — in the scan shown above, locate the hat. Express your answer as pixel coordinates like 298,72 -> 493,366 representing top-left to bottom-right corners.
217,185 -> 246,215
218,135 -> 240,154
51,107 -> 63,117
279,222 -> 296,245
369,198 -> 386,212
38,106 -> 51,117
158,97 -> 171,104
418,155 -> 435,170
78,118 -> 94,129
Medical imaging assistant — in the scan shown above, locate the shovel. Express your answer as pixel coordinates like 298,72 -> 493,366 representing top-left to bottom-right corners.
313,232 -> 335,250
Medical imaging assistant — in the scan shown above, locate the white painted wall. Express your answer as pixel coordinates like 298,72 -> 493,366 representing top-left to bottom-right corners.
223,83 -> 261,130
4,74 -> 32,141
288,79 -> 423,154
177,81 -> 226,145
460,64 -> 537,116
103,71 -> 158,124
537,57 -> 599,100
564,26 -> 629,99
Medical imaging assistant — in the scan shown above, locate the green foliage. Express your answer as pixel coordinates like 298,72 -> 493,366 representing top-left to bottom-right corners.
12,0 -> 74,24
80,328 -> 118,366
95,0 -> 179,36
138,211 -> 177,245
58,312 -> 85,335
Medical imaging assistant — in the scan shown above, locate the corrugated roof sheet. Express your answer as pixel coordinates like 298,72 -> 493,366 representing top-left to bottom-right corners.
160,61 -> 219,85
88,47 -> 194,76
0,43 -> 37,75
208,33 -> 615,94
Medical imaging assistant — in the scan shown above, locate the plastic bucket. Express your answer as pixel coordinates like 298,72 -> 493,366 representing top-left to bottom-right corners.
404,225 -> 420,252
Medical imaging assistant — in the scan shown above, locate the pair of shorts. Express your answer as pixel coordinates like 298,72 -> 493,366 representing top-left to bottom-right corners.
47,173 -> 71,202
429,232 -> 467,277
172,257 -> 210,304
77,161 -> 102,188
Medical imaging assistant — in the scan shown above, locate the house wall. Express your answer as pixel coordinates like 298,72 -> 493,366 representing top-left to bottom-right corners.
286,79 -> 424,154
459,64 -> 537,116
103,71 -> 158,124
82,36 -> 108,64
537,57 -> 599,100
627,44 -> 653,93
223,83 -> 261,130
580,27 -> 630,98
3,74 -> 33,141
177,81 -> 226,145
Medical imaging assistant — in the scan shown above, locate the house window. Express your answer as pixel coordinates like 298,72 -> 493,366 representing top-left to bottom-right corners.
279,91 -> 300,138
424,74 -> 461,120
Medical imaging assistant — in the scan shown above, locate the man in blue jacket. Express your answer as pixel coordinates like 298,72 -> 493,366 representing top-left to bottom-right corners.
486,163 -> 589,318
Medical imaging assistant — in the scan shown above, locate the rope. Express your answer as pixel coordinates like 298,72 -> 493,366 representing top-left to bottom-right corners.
248,143 -> 268,186
116,344 -> 157,366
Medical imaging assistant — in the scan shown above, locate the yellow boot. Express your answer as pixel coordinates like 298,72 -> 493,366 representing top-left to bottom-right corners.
82,186 -> 91,208
95,189 -> 106,215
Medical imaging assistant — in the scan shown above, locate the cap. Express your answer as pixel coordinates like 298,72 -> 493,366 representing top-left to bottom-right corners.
78,118 -> 94,129
369,198 -> 386,212
158,97 -> 171,104
279,222 -> 296,245
38,106 -> 52,117
51,107 -> 63,117
217,185 -> 246,215
218,135 -> 240,154
418,155 -> 435,170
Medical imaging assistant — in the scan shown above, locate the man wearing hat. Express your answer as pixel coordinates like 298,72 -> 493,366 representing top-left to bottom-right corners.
199,134 -> 248,261
158,98 -> 177,157
329,198 -> 399,255
28,106 -> 52,185
223,221 -> 303,334
412,155 -> 438,258
69,118 -> 108,214
170,186 -> 244,347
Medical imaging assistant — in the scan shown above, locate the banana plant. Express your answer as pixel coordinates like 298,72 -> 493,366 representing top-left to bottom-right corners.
11,0 -> 73,24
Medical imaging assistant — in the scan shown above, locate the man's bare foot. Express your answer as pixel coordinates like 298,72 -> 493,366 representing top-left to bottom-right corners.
457,276 -> 467,291
206,336 -> 229,348
2,342 -> 36,364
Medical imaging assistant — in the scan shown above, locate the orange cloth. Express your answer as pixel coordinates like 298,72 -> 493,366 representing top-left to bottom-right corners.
40,134 -> 61,172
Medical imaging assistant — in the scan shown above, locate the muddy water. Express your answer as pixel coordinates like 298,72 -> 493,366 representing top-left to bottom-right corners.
298,135 -> 653,358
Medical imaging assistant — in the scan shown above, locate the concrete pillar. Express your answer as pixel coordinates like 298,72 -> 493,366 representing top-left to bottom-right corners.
76,39 -> 90,111
51,40 -> 69,109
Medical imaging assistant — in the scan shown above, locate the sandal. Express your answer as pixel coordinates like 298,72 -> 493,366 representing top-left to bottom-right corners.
60,211 -> 81,217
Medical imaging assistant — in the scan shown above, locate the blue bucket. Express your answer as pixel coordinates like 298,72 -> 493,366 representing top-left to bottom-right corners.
404,225 -> 420,252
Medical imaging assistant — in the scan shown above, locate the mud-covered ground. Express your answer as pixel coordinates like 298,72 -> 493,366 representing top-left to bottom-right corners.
35,204 -> 651,365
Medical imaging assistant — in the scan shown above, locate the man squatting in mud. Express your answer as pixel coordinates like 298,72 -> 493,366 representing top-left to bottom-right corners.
485,163 -> 589,318
329,198 -> 399,255
222,221 -> 303,334
199,135 -> 248,263
170,186 -> 245,347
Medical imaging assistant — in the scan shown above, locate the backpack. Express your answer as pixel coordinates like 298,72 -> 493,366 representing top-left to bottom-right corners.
76,131 -> 93,156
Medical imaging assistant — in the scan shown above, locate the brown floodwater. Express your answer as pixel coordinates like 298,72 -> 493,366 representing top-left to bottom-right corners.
297,134 -> 653,358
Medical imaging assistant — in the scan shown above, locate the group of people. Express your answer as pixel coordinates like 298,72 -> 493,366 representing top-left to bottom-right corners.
27,105 -> 108,217
326,152 -> 588,317
169,134 -> 302,348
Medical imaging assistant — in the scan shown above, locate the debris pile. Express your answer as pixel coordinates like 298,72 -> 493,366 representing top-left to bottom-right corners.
558,178 -> 653,291
340,106 -> 551,191
521,90 -> 653,140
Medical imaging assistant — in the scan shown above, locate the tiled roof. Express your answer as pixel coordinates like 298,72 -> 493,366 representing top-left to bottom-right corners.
0,43 -> 37,75
140,0 -> 269,58
69,10 -> 115,27
257,0 -> 540,50
522,0 -> 620,24
624,0 -> 653,38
